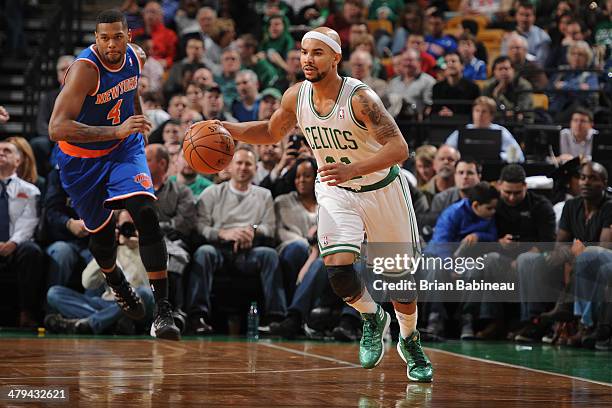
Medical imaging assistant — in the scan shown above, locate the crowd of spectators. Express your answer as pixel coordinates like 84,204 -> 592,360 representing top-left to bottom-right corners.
0,0 -> 611,349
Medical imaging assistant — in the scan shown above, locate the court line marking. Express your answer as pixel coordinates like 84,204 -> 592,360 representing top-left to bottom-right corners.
0,366 -> 358,381
426,347 -> 612,388
259,342 -> 361,368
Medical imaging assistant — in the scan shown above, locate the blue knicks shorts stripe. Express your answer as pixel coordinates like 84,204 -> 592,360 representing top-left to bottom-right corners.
57,134 -> 156,232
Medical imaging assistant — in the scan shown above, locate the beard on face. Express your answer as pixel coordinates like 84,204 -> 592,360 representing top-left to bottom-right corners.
438,166 -> 454,178
308,69 -> 328,83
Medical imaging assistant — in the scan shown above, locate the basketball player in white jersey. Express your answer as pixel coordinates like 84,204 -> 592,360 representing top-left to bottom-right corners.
221,27 -> 433,382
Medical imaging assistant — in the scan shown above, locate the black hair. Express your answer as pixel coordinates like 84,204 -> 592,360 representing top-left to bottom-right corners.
444,51 -> 462,62
458,157 -> 482,175
288,157 -> 318,192
571,106 -> 593,123
96,9 -> 128,30
466,182 -> 499,205
499,164 -> 526,184
492,55 -> 512,71
517,0 -> 535,12
461,19 -> 479,36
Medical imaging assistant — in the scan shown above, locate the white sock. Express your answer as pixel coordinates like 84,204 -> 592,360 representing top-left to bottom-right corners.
395,307 -> 418,339
348,288 -> 378,314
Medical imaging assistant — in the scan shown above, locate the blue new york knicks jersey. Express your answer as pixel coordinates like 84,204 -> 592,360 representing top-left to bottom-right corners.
67,44 -> 141,152
57,43 -> 156,233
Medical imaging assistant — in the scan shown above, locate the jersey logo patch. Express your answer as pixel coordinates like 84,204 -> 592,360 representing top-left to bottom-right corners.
338,108 -> 345,120
134,173 -> 153,189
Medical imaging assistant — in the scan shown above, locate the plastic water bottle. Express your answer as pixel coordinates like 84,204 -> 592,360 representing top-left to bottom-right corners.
247,301 -> 259,340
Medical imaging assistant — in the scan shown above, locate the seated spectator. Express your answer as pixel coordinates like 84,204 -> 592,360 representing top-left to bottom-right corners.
260,14 -> 295,75
0,141 -> 43,327
43,168 -> 92,289
421,158 -> 482,231
275,49 -> 304,92
431,52 -> 481,117
232,70 -> 261,122
420,144 -> 460,205
594,0 -> 612,57
457,34 -> 487,81
539,162 -> 612,346
149,94 -> 188,144
546,18 -> 586,68
390,4 -> 424,55
163,34 -> 207,98
274,158 -> 318,301
404,32 -> 438,78
174,0 -> 200,36
191,6 -> 221,73
423,182 -> 500,338
201,84 -> 236,122
457,19 -> 488,64
506,33 -> 548,90
214,48 -> 241,107
45,210 -> 155,335
349,50 -> 389,102
501,1 -> 551,66
459,0 -> 512,18
414,145 -> 437,187
255,143 -> 282,185
387,48 -> 435,120
558,107 -> 598,162
258,88 -> 282,121
146,144 -> 199,332
141,0 -> 178,68
348,33 -> 386,80
185,82 -> 204,115
489,165 -> 556,342
445,96 -> 525,163
236,34 -> 279,90
368,0 -> 403,24
190,146 -> 287,328
482,56 -> 534,122
193,66 -> 215,89
170,154 -> 213,198
548,41 -> 600,120
6,137 -> 45,193
424,8 -> 457,59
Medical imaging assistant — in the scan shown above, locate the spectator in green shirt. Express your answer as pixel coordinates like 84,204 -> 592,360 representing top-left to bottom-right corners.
170,154 -> 213,199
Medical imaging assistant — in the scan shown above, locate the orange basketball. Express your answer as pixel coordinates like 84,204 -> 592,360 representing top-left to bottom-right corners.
182,122 -> 235,174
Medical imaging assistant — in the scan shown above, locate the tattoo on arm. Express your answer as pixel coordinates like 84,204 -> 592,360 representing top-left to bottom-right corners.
356,92 -> 398,144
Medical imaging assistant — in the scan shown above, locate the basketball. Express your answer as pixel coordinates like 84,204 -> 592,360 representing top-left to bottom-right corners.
182,121 -> 235,174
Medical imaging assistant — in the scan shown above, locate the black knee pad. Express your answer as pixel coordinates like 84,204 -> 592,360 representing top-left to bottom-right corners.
88,215 -> 117,270
327,264 -> 362,303
125,195 -> 163,245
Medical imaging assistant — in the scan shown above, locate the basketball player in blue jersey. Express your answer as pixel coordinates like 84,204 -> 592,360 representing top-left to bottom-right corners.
49,10 -> 180,340
220,27 -> 433,382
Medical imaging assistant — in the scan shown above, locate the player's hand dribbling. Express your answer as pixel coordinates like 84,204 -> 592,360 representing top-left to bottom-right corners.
318,162 -> 358,186
115,115 -> 152,139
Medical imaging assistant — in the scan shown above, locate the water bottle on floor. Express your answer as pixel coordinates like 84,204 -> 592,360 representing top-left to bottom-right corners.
247,301 -> 259,341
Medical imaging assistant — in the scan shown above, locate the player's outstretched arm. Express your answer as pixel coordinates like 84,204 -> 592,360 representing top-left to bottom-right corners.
222,83 -> 299,145
319,88 -> 409,185
49,60 -> 151,143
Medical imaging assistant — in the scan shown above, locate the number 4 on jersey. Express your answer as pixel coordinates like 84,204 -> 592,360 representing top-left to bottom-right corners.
107,99 -> 123,125
325,156 -> 362,179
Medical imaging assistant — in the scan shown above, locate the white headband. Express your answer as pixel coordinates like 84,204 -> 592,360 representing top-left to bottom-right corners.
301,31 -> 341,54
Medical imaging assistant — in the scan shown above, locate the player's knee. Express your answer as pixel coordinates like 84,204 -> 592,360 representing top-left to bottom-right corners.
125,195 -> 162,245
327,264 -> 362,303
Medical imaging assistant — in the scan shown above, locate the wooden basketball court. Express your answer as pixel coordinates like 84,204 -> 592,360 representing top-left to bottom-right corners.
0,336 -> 610,406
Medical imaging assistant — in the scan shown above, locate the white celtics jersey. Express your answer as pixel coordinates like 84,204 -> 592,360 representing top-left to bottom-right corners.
296,76 -> 399,192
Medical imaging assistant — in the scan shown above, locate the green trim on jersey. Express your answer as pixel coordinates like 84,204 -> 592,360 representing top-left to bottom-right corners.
309,77 -> 347,120
337,164 -> 400,193
397,174 -> 422,256
319,246 -> 361,257
296,81 -> 305,118
347,84 -> 369,130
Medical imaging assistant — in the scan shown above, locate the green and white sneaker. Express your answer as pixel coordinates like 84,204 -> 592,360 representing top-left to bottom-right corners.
397,329 -> 434,382
359,305 -> 390,369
